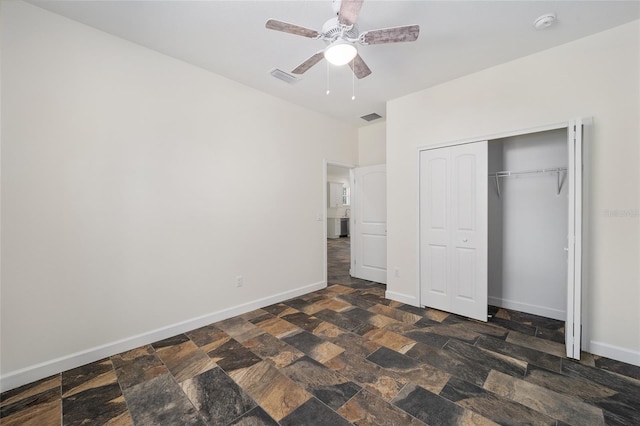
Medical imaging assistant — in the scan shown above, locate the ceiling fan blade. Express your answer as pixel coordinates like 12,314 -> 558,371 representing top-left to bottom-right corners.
338,0 -> 364,26
361,25 -> 420,44
265,19 -> 320,38
292,52 -> 324,75
348,54 -> 372,79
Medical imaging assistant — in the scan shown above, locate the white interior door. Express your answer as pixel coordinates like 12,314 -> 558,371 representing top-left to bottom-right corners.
420,142 -> 488,321
566,119 -> 584,359
351,165 -> 387,284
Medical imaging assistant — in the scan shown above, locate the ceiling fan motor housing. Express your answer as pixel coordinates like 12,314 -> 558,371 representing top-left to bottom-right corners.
321,17 -> 359,43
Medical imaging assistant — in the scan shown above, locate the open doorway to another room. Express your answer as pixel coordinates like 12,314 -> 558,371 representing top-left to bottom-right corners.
326,164 -> 353,286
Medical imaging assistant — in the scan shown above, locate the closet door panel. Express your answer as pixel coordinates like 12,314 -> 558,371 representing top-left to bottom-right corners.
420,141 -> 488,322
455,247 -> 476,300
453,153 -> 476,231
427,245 -> 448,294
450,142 -> 488,320
420,150 -> 451,310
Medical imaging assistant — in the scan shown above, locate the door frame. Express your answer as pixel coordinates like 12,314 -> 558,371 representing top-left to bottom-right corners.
416,118 -> 588,359
323,160 -> 355,287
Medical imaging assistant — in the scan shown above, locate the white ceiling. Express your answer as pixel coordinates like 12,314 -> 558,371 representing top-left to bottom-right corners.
28,1 -> 640,127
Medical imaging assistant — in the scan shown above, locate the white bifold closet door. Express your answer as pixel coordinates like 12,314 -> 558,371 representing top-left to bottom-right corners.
420,141 -> 488,322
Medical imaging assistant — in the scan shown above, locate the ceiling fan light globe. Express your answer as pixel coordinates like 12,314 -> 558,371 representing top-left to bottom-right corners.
324,40 -> 357,66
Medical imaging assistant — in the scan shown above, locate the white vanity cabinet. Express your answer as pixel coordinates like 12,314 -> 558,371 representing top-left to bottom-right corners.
327,218 -> 341,239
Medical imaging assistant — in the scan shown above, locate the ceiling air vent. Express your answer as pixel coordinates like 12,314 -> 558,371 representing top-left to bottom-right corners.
269,68 -> 299,84
361,112 -> 382,122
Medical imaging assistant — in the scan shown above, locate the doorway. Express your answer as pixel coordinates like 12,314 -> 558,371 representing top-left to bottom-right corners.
326,162 -> 354,285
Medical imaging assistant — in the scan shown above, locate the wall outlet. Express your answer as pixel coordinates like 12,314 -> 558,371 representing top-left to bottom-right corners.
236,276 -> 244,287
394,267 -> 400,277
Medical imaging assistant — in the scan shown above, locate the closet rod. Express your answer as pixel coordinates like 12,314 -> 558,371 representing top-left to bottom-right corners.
489,167 -> 567,198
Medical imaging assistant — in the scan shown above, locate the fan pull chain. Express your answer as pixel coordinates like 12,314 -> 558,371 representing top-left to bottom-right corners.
351,61 -> 356,101
326,61 -> 331,95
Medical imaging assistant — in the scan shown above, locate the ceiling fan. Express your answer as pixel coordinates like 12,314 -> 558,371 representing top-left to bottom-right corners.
265,0 -> 419,79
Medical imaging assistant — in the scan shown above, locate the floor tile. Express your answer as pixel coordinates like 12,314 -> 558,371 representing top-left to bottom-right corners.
488,316 -> 537,335
442,339 -> 527,378
593,355 -> 640,381
405,342 -> 491,387
111,345 -> 169,389
439,375 -> 556,425
254,316 -> 301,338
506,330 -> 566,358
400,328 -> 452,349
214,317 -> 265,343
313,308 -> 367,332
392,382 -> 497,426
303,297 -> 352,315
208,338 -> 263,374
362,327 -> 416,354
475,334 -> 562,372
0,387 -> 61,426
61,359 -> 117,398
227,406 -> 279,426
181,367 -> 256,425
368,304 -> 423,324
62,383 -> 130,426
280,356 -> 360,410
337,388 -> 427,425
523,364 -> 617,400
228,361 -> 311,421
282,329 -> 345,364
0,375 -> 60,408
419,323 -> 482,345
122,373 -> 204,425
494,308 -> 564,331
324,352 -> 408,401
186,324 -> 231,354
280,311 -> 324,333
281,297 -> 312,312
312,322 -> 381,358
154,338 -> 216,383
262,303 -> 294,317
325,284 -> 357,295
483,369 -> 605,425
279,397 -> 352,426
366,347 -> 451,393
343,306 -> 401,328
239,308 -> 271,322
242,332 -> 305,368
335,293 -> 377,310
561,358 -> 640,403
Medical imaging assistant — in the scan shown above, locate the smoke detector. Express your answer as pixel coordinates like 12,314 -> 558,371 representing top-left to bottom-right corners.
533,13 -> 556,30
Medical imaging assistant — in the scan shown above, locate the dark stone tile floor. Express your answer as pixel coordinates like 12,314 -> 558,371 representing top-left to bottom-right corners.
2,237 -> 639,425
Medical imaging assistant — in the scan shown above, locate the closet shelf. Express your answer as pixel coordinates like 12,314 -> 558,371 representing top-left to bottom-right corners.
489,167 -> 567,198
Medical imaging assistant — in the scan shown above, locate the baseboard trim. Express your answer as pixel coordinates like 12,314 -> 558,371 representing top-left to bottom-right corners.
586,340 -> 640,367
488,296 -> 565,321
0,280 -> 326,392
385,290 -> 419,307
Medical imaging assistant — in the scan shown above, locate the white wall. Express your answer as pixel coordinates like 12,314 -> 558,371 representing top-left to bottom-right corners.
387,21 -> 640,365
358,121 -> 386,166
488,130 -> 568,321
0,1 -> 358,389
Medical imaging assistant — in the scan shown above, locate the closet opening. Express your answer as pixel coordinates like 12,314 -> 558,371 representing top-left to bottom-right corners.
418,118 -> 585,359
488,129 -> 568,322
